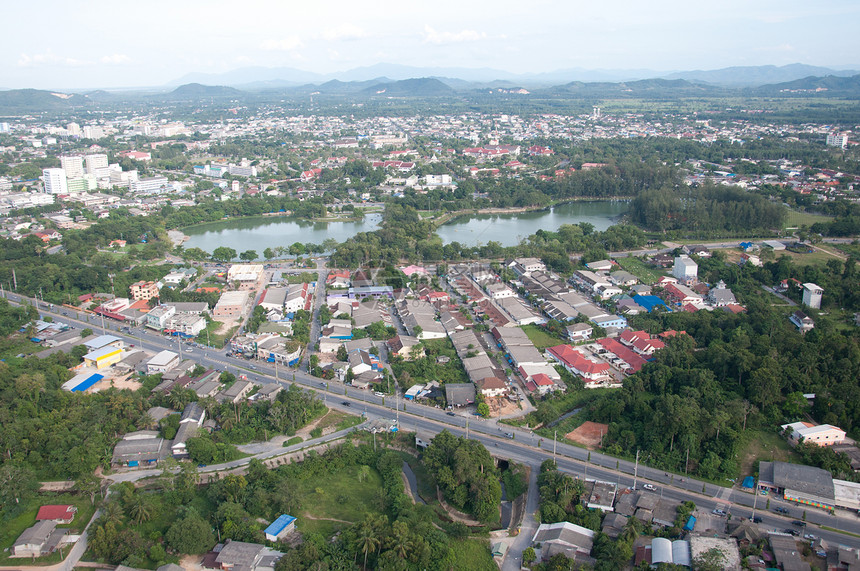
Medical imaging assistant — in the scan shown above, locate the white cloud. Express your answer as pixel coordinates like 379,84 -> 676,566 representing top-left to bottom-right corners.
101,54 -> 131,65
260,36 -> 305,51
18,52 -> 90,67
423,25 -> 487,45
319,24 -> 367,41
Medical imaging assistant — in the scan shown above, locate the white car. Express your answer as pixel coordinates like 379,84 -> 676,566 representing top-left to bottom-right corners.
643,484 -> 656,491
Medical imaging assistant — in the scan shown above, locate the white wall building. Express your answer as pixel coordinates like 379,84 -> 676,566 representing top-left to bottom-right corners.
672,255 -> 698,284
85,153 -> 109,174
802,283 -> 823,309
42,168 -> 68,194
60,155 -> 84,179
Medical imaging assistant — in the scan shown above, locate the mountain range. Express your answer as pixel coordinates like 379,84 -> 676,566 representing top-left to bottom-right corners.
3,67 -> 860,113
167,62 -> 859,90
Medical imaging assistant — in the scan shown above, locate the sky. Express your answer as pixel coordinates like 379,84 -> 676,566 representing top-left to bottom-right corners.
3,0 -> 860,90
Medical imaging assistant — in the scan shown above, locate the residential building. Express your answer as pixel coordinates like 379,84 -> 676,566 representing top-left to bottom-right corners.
213,290 -> 251,318
827,132 -> 849,149
802,283 -> 823,309
147,350 -> 180,374
111,430 -> 166,467
42,168 -> 68,194
790,310 -> 815,333
130,280 -> 159,301
546,344 -> 610,382
672,255 -> 698,284
532,521 -> 595,562
13,520 -> 58,557
227,264 -> 264,288
781,422 -> 846,446
172,402 -> 205,458
708,280 -> 737,307
36,505 -> 77,524
83,345 -> 123,369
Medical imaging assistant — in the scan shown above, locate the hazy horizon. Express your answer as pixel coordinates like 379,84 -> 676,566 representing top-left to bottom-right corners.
2,0 -> 859,90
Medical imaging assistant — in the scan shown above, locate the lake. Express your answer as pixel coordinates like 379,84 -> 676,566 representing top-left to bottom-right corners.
181,201 -> 628,256
435,201 -> 629,247
182,213 -> 383,256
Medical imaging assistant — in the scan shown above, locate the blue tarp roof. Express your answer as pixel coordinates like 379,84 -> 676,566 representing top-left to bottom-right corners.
683,515 -> 696,531
742,476 -> 755,489
632,295 -> 670,312
72,373 -> 103,392
265,514 -> 296,537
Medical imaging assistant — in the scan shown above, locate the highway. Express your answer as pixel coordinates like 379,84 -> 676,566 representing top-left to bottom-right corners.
8,291 -> 860,551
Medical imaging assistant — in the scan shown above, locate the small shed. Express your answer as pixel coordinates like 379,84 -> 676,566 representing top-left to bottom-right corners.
264,514 -> 297,541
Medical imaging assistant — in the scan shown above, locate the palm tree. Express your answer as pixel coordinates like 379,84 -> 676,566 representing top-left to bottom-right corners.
103,500 -> 124,526
388,521 -> 411,559
356,521 -> 380,569
128,495 -> 153,524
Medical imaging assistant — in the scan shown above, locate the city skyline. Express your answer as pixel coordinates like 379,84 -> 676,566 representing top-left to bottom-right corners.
2,0 -> 860,90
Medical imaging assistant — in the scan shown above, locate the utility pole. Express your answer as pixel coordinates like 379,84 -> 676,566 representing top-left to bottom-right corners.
553,430 -> 557,460
751,478 -> 759,520
633,449 -> 640,490
466,418 -> 469,439
685,448 -> 690,477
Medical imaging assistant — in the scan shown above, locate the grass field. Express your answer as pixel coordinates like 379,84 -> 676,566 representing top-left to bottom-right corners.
294,464 -> 384,537
739,430 -> 799,479
0,492 -> 97,564
311,409 -> 363,433
783,209 -> 834,228
449,539 -> 497,571
614,256 -> 665,285
521,324 -> 566,349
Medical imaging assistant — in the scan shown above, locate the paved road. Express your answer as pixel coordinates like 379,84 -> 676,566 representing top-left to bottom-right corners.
10,292 -> 860,557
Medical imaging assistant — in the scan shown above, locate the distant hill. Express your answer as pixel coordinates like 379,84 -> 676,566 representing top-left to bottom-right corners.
164,83 -> 244,99
0,88 -> 87,111
362,77 -> 455,97
314,77 -> 393,94
755,74 -> 860,95
664,64 -> 859,87
541,78 -> 722,98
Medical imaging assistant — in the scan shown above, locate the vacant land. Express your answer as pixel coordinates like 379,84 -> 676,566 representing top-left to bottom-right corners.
294,464 -> 384,537
739,430 -> 800,479
784,209 -> 833,228
449,538 -> 498,571
566,421 -> 610,449
615,256 -> 664,284
521,324 -> 566,349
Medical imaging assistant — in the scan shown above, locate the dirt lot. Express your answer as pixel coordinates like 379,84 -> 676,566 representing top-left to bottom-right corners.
488,396 -> 521,417
566,421 -> 609,449
92,374 -> 142,392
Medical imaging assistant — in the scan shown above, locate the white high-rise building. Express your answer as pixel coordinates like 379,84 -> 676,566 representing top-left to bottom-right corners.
826,132 -> 849,149
43,168 -> 68,194
66,122 -> 81,137
60,155 -> 84,179
672,255 -> 698,284
85,154 -> 109,174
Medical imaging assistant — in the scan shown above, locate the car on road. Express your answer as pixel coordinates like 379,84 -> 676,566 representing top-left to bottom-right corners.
249,365 -> 256,370
774,507 -> 789,514
319,382 -> 327,387
447,411 -> 456,416
185,348 -> 193,352
803,533 -> 816,540
751,516 -> 762,523
712,509 -> 727,516
792,520 -> 806,527
341,401 -> 351,407
643,484 -> 656,491
374,392 -> 384,397
784,529 -> 799,536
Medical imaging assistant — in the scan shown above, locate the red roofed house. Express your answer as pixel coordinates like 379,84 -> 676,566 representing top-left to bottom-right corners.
546,345 -> 610,382
476,375 -> 509,398
36,504 -> 77,524
119,150 -> 152,161
527,373 -> 558,396
618,330 -> 665,356
596,338 -> 648,373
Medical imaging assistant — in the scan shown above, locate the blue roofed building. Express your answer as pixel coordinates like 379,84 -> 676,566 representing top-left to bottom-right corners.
264,514 -> 296,541
632,295 -> 670,313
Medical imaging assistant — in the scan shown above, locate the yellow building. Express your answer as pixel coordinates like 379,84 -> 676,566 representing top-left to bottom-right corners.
83,346 -> 123,369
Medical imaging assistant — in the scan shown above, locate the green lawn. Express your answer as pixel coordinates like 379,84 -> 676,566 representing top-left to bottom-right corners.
449,539 -> 497,571
293,464 -> 384,537
0,492 -> 98,565
614,256 -> 665,285
783,209 -> 833,229
521,324 -> 566,350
